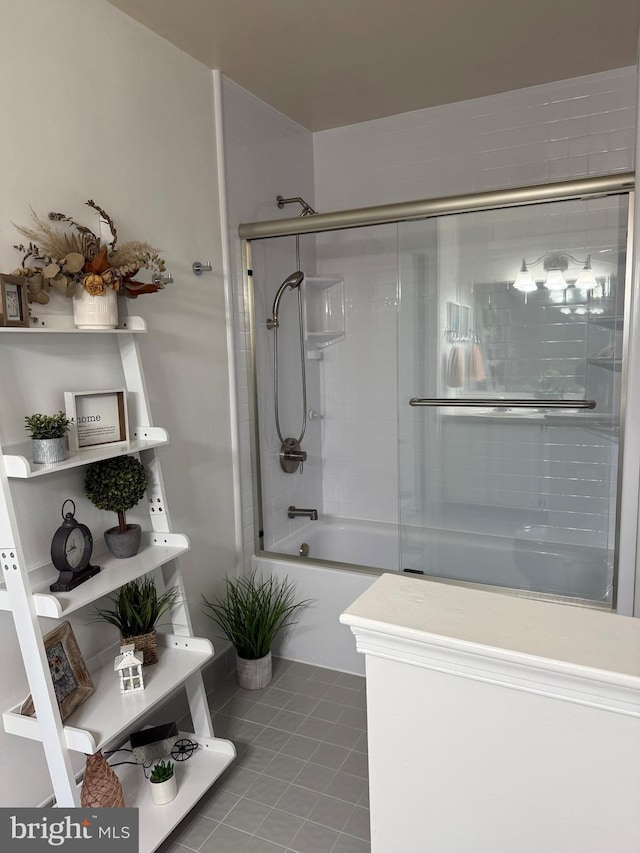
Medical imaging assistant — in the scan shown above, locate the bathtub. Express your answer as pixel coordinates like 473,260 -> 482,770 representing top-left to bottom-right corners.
256,515 -> 610,674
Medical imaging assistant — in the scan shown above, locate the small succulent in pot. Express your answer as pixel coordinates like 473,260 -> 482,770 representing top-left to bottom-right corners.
149,760 -> 177,805
84,454 -> 147,558
24,411 -> 72,464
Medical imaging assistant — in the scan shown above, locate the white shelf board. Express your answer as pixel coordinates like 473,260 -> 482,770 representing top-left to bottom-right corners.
3,428 -> 168,478
0,533 -> 190,618
117,732 -> 235,853
3,635 -> 214,754
0,315 -> 146,333
305,275 -> 343,290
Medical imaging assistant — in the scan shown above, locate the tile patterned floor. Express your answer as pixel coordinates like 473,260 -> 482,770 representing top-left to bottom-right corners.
159,659 -> 370,853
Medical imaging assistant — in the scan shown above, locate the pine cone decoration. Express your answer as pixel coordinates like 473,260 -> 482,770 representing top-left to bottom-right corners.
80,751 -> 125,808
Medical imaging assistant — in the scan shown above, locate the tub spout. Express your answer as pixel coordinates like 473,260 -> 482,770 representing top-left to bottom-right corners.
288,506 -> 318,521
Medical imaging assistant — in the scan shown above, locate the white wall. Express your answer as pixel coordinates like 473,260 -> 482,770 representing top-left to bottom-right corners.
313,68 -> 637,529
218,78 -> 318,561
0,0 -> 235,807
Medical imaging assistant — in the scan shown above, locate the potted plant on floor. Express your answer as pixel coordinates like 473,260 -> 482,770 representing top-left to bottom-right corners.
149,760 -> 176,805
92,576 -> 179,666
201,570 -> 311,690
84,454 -> 147,558
24,411 -> 72,464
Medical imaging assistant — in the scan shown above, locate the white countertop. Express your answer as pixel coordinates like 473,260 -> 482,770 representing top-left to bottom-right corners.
341,573 -> 640,684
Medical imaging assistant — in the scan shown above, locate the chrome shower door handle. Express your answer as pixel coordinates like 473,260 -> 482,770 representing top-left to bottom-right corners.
409,397 -> 596,409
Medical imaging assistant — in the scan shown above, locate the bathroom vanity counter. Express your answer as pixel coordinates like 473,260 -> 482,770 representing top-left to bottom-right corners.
341,574 -> 640,853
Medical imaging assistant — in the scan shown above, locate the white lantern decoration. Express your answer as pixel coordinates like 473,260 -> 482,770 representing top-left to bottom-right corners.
114,644 -> 145,694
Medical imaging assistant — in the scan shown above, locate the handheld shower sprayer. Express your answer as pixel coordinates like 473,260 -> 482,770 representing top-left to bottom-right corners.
267,270 -> 304,329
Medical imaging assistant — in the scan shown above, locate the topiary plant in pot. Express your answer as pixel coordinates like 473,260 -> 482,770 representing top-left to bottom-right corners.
84,454 -> 147,558
201,571 -> 311,689
92,576 -> 179,666
24,411 -> 72,464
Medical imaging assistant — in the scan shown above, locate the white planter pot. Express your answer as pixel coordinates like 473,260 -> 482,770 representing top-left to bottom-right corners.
73,284 -> 118,329
150,774 -> 177,805
236,651 -> 272,690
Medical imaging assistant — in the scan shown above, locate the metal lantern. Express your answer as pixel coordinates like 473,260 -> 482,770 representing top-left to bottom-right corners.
114,644 -> 144,694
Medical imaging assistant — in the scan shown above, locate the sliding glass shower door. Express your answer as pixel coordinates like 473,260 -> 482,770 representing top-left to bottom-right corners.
398,194 -> 629,603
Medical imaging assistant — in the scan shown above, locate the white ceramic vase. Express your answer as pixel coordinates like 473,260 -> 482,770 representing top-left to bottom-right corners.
73,284 -> 118,329
236,651 -> 272,690
150,773 -> 177,805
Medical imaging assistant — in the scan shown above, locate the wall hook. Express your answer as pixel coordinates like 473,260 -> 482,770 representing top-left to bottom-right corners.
152,272 -> 174,286
192,261 -> 213,276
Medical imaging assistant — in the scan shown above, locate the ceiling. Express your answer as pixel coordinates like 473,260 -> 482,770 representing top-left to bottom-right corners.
108,0 -> 640,131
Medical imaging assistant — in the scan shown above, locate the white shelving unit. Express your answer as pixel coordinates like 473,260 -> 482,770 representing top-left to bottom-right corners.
0,318 -> 235,850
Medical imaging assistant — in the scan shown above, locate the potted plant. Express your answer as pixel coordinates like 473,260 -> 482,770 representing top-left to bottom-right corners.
92,576 -> 179,666
24,411 -> 72,464
201,571 -> 311,689
149,760 -> 176,805
84,454 -> 147,558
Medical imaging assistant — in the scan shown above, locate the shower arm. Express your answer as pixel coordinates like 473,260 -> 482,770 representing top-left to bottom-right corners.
276,195 -> 317,217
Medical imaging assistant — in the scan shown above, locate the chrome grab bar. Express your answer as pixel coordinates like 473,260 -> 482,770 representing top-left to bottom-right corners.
409,397 -> 596,409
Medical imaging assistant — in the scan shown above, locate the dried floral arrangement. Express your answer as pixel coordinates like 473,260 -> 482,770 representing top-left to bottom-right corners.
11,200 -> 167,304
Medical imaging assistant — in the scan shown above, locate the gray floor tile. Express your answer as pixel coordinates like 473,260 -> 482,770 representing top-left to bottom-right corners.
324,685 -> 362,707
324,723 -> 362,750
309,742 -> 350,770
341,751 -> 369,779
289,821 -> 340,853
169,814 -> 218,850
296,717 -> 333,740
325,772 -> 368,805
236,744 -> 279,773
222,798 -> 272,834
271,672 -> 308,692
343,806 -> 371,842
198,790 -> 240,822
254,727 -> 292,752
243,837 -> 288,853
332,833 -> 371,853
283,661 -> 318,679
353,732 -> 368,755
335,673 -> 366,690
263,753 -> 306,783
293,762 -> 337,793
280,734 -> 322,761
220,767 -> 261,797
310,666 -> 340,685
311,700 -> 346,722
200,823 -> 251,853
275,784 -> 320,818
244,774 -> 290,807
258,688 -> 296,710
269,709 -> 306,733
255,808 -> 305,847
285,693 -> 321,715
308,794 -> 355,832
338,706 -> 367,729
297,679 -> 332,699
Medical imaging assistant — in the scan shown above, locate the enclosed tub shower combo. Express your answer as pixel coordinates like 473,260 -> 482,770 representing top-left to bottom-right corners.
239,174 -> 639,622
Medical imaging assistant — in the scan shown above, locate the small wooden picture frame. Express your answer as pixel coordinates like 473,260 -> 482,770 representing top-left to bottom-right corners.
20,621 -> 95,721
64,389 -> 129,452
0,274 -> 30,328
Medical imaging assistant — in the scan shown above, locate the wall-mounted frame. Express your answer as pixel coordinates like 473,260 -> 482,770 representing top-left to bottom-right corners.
64,388 -> 128,452
0,274 -> 29,328
20,621 -> 95,721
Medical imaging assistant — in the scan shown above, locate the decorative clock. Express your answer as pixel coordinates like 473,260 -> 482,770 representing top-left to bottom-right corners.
49,499 -> 100,592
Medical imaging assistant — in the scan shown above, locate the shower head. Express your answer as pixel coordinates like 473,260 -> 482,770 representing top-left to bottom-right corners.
267,270 -> 304,329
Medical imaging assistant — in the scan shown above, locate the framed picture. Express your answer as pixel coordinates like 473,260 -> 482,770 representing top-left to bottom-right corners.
0,274 -> 29,328
64,389 -> 129,452
20,621 -> 95,721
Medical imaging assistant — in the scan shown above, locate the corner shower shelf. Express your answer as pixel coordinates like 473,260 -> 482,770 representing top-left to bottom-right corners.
3,428 -> 168,478
304,275 -> 345,349
3,635 -> 214,754
0,533 -> 190,618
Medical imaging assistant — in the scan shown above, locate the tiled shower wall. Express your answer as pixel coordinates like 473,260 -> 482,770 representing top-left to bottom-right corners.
313,67 -> 636,528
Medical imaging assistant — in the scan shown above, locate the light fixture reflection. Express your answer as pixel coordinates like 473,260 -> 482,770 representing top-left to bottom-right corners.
512,258 -> 537,293
511,251 -> 601,293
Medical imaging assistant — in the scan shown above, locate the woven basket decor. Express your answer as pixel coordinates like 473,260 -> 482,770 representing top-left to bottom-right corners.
80,751 -> 125,808
121,629 -> 158,666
